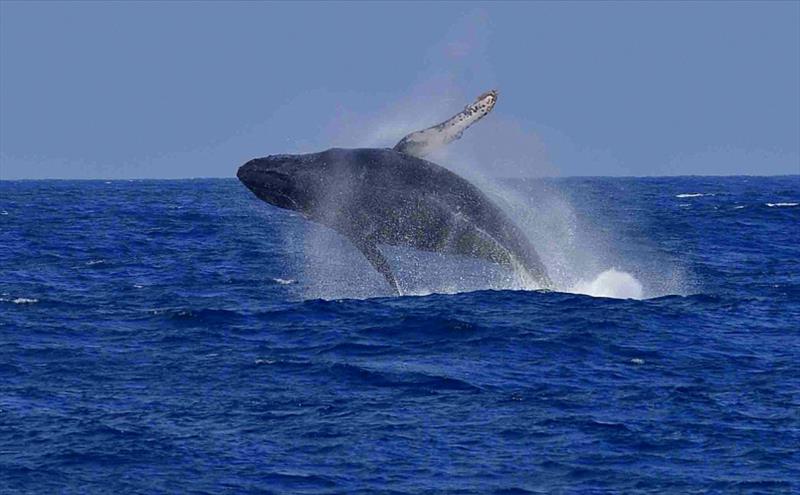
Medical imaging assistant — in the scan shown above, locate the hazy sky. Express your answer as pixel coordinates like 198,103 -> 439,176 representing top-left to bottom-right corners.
1,1 -> 798,179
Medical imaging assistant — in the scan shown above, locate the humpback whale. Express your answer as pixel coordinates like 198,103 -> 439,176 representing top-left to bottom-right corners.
237,91 -> 552,294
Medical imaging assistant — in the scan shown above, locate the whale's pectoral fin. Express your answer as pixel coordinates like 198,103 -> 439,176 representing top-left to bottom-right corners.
353,238 -> 400,295
393,90 -> 498,158
449,224 -> 553,289
450,225 -> 514,266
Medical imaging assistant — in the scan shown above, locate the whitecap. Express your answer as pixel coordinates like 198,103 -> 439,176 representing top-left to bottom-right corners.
733,205 -> 746,210
12,298 -> 38,304
631,358 -> 645,365
86,259 -> 106,266
274,278 -> 296,285
765,202 -> 798,208
675,193 -> 704,198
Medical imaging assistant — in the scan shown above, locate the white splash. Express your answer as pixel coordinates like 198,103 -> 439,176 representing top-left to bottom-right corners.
570,269 -> 644,300
675,193 -> 704,198
766,202 -> 798,207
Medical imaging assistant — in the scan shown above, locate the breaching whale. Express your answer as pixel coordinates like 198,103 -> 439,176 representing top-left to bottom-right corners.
237,91 -> 552,294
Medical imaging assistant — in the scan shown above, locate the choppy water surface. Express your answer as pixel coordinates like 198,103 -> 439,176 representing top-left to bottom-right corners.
1,176 -> 798,493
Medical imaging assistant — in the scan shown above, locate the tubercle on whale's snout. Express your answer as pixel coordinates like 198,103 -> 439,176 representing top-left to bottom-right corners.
236,163 -> 248,181
237,160 -> 274,198
237,158 -> 258,180
237,157 -> 275,186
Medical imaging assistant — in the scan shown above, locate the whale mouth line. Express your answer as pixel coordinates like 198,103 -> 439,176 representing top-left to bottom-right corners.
257,190 -> 299,211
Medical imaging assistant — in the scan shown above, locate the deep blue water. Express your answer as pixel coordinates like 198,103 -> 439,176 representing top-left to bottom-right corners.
1,176 -> 799,494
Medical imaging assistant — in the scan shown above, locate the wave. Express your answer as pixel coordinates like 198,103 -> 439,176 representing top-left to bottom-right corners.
675,193 -> 705,198
765,202 -> 798,208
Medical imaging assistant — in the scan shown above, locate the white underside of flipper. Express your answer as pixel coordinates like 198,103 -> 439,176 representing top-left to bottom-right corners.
393,90 -> 498,158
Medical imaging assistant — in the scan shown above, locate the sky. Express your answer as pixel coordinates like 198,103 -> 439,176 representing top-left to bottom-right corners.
1,1 -> 798,179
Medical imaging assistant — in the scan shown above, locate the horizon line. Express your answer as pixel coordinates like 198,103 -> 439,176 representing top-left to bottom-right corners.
1,173 -> 799,182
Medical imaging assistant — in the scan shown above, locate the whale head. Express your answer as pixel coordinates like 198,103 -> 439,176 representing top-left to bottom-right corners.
238,148 -> 380,216
237,153 -> 321,214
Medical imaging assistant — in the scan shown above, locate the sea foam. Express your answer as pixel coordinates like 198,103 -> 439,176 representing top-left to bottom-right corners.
1,297 -> 39,304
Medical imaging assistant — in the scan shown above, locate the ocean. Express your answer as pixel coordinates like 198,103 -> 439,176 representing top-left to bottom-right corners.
1,176 -> 798,493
